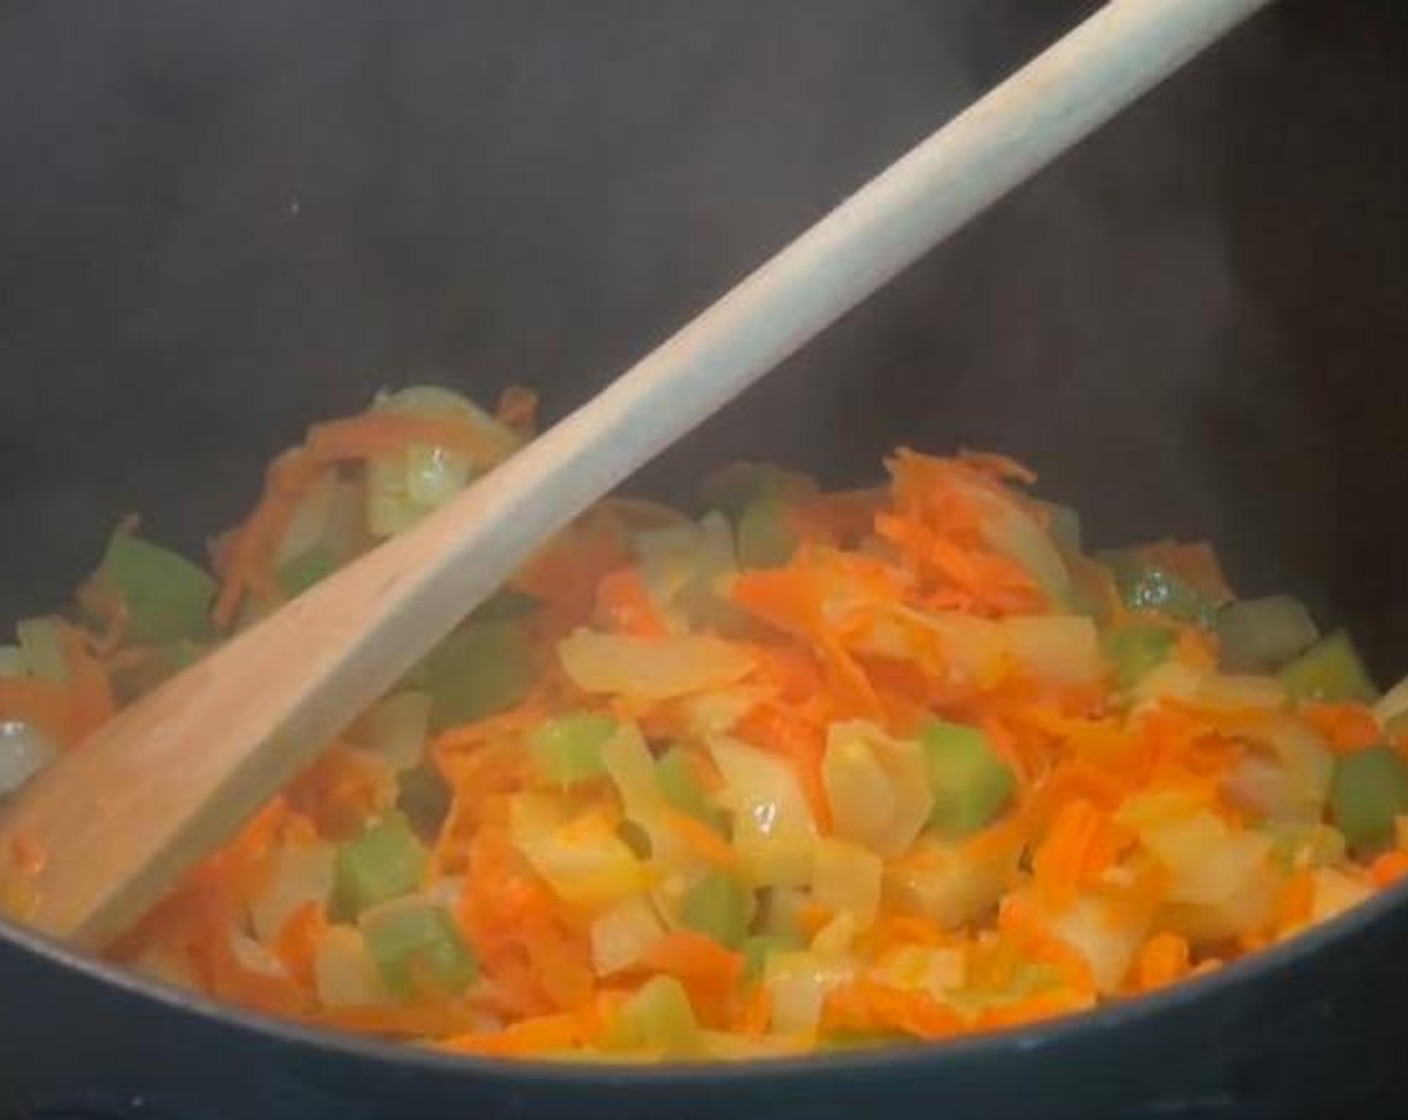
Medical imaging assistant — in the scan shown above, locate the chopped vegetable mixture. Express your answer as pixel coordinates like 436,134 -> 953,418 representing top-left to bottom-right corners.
3,383 -> 1408,1062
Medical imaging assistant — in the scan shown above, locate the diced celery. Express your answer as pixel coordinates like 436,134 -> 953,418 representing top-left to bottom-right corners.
1280,631 -> 1377,704
359,897 -> 477,997
333,814 -> 427,917
1329,745 -> 1408,853
699,462 -> 805,519
1103,624 -> 1177,690
111,639 -> 207,703
349,691 -> 432,772
529,712 -> 615,788
679,871 -> 753,949
277,543 -> 337,599
423,619 -> 534,731
95,533 -> 217,644
468,588 -> 540,624
736,494 -> 798,570
1217,595 -> 1319,673
605,975 -> 700,1055
0,645 -> 26,678
16,617 -> 69,682
396,764 -> 452,840
1040,501 -> 1083,555
656,746 -> 715,826
919,720 -> 1015,835
1099,551 -> 1215,628
742,934 -> 798,985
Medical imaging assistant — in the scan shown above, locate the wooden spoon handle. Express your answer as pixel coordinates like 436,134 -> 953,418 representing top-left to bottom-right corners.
0,0 -> 1274,950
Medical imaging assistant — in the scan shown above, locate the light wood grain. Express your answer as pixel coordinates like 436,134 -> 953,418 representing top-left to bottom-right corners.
0,0 -> 1275,951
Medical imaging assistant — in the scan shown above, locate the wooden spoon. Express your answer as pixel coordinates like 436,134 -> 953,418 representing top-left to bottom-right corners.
0,0 -> 1274,951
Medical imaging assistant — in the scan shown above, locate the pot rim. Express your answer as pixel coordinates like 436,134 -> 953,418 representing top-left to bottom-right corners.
3,873 -> 1402,1087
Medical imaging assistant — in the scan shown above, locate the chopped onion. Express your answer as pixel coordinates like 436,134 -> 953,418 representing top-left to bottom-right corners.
365,385 -> 520,538
884,836 -> 1012,929
230,932 -> 287,977
708,736 -> 816,887
891,608 -> 1008,685
314,925 -> 393,1008
248,837 -> 336,943
347,691 -> 432,772
1002,615 -> 1101,686
1310,868 -> 1373,925
823,720 -> 932,857
1137,810 -> 1274,906
1375,674 -> 1408,729
509,792 -> 646,906
874,944 -> 966,998
1195,673 -> 1287,713
811,838 -> 882,928
1045,894 -> 1148,995
590,895 -> 667,976
558,630 -> 753,700
0,721 -> 56,796
764,950 -> 857,1035
274,474 -> 364,567
966,484 -> 1073,605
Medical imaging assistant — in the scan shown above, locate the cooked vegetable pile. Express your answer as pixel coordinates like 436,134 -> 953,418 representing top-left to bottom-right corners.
3,383 -> 1408,1062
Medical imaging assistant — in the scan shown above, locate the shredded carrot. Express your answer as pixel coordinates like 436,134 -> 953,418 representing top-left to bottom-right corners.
271,900 -> 329,992
495,385 -> 539,437
16,387 -> 1399,1063
821,979 -> 964,1041
1301,703 -> 1383,754
1131,932 -> 1191,993
1369,850 -> 1408,889
664,810 -> 740,870
595,567 -> 669,638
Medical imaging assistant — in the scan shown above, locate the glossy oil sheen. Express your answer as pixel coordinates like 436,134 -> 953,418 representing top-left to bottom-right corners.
0,1 -> 1406,1116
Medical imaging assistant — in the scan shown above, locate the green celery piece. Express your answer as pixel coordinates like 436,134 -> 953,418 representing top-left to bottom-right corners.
1328,745 -> 1408,853
529,712 -> 616,788
396,764 -> 452,841
656,747 -> 715,825
15,617 -> 69,682
360,900 -> 478,997
333,814 -> 427,917
111,639 -> 207,703
424,619 -> 534,731
741,934 -> 797,985
737,494 -> 798,570
920,719 -> 1015,835
469,588 -> 540,624
698,462 -> 799,519
97,533 -> 217,644
679,871 -> 753,950
1280,630 -> 1377,704
277,543 -> 337,598
1103,624 -> 1177,690
1216,595 -> 1319,673
606,975 -> 700,1055
1099,550 -> 1215,628
1041,502 -> 1083,555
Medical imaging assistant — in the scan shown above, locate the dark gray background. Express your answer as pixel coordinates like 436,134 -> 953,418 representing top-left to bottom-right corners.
0,0 -> 1405,674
